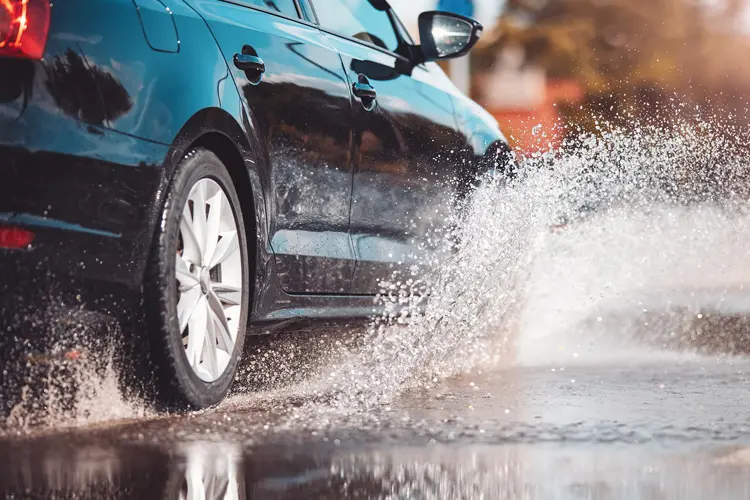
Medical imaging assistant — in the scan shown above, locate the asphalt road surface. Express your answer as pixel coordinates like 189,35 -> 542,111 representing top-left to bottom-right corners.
3,329 -> 750,499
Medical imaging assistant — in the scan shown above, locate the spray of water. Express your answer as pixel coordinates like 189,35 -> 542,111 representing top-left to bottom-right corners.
263,108 -> 750,429
2,301 -> 151,433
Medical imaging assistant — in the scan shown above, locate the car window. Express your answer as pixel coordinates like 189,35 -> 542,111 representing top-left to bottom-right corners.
245,0 -> 299,18
311,0 -> 399,52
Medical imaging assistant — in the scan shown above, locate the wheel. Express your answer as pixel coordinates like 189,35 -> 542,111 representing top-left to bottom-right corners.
144,148 -> 250,409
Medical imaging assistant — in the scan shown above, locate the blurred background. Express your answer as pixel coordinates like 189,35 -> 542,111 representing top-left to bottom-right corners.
391,0 -> 750,155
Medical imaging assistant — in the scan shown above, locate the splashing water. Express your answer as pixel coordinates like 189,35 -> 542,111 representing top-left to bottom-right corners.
2,302 -> 151,433
267,112 -> 750,428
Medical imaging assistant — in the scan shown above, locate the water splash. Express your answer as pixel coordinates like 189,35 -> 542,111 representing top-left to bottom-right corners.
2,301 -> 151,433
266,110 -> 750,429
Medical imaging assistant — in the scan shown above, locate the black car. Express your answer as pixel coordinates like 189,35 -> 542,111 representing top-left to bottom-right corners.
0,0 -> 511,410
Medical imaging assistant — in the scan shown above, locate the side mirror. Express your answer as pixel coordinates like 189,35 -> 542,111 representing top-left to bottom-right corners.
417,11 -> 483,62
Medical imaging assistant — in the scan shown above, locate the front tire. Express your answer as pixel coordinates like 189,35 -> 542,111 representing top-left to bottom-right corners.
144,148 -> 250,409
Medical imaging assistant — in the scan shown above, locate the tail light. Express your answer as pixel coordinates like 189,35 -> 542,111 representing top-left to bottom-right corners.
0,0 -> 50,59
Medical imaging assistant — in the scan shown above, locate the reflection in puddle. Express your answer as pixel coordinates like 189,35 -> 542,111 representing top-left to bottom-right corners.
0,440 -> 240,500
3,439 -> 750,499
175,443 -> 242,500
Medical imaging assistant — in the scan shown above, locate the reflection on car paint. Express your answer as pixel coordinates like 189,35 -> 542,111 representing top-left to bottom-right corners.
45,48 -> 132,125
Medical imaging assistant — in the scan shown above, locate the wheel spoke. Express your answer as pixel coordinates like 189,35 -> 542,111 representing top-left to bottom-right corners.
203,191 -> 223,266
176,255 -> 199,292
212,284 -> 241,306
185,296 -> 208,368
191,181 -> 208,265
177,287 -> 202,334
207,289 -> 235,353
208,231 -> 239,269
203,312 -> 220,379
180,204 -> 202,264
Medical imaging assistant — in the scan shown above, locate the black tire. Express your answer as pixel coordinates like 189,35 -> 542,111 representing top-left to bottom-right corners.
143,148 -> 250,410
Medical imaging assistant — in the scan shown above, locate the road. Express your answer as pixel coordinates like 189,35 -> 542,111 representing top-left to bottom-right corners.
2,335 -> 750,499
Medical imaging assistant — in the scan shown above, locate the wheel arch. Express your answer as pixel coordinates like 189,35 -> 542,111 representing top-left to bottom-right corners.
150,107 -> 266,316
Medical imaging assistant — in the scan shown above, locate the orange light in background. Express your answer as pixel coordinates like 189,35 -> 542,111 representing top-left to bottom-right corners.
64,350 -> 83,361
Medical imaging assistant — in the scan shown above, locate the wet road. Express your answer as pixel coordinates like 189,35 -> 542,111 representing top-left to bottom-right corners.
4,344 -> 750,499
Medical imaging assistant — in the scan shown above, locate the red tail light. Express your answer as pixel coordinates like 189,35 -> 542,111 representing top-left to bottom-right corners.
0,0 -> 50,59
0,226 -> 35,248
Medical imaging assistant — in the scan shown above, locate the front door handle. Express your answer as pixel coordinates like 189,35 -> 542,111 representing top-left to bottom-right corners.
233,53 -> 266,77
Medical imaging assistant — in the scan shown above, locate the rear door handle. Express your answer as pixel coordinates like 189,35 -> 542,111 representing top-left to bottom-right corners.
233,53 -> 266,76
352,74 -> 376,110
352,81 -> 376,100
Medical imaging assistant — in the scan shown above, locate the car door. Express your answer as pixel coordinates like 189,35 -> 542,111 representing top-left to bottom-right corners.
183,0 -> 356,294
309,0 -> 468,293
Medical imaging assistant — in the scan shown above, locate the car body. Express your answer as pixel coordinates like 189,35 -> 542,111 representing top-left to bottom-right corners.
0,0 -> 510,409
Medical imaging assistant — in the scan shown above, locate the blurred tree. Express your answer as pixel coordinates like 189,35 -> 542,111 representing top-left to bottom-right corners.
475,0 -> 750,135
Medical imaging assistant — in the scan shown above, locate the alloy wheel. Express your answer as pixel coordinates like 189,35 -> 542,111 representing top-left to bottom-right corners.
175,178 -> 243,383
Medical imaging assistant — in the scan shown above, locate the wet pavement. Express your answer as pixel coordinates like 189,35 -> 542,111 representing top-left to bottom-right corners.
4,348 -> 750,499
